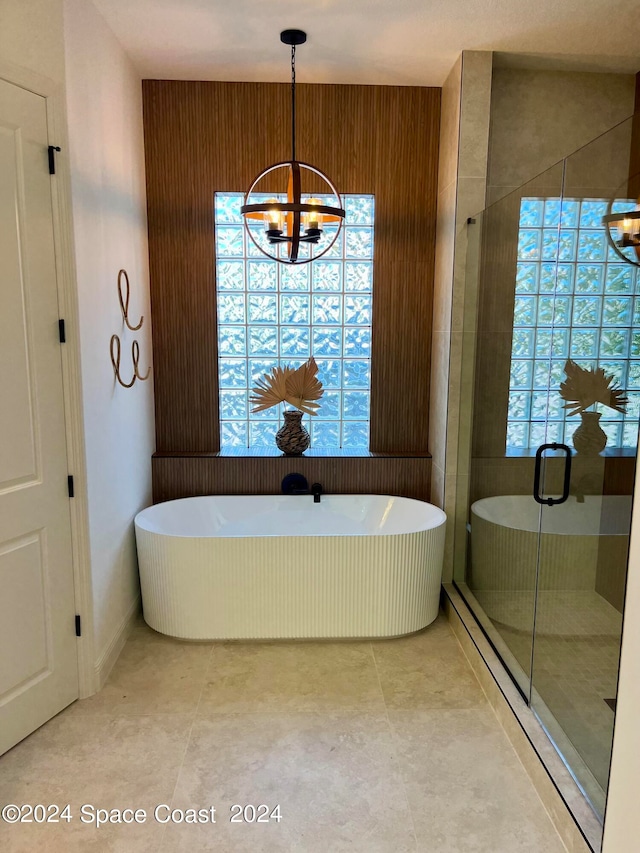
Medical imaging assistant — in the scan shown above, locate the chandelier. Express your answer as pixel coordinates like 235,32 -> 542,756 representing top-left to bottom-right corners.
240,30 -> 345,265
602,179 -> 640,268
603,209 -> 640,267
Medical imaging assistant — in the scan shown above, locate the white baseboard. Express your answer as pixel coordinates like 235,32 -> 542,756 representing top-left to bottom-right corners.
93,596 -> 141,691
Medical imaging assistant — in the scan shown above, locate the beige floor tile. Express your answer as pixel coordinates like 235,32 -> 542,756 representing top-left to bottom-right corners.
0,710 -> 192,852
389,707 -> 568,853
0,613 -> 570,853
200,642 -> 385,713
161,710 -> 417,852
372,616 -> 487,710
74,626 -> 212,716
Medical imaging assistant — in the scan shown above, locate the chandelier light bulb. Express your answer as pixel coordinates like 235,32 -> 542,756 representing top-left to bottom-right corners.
264,200 -> 283,235
303,198 -> 323,232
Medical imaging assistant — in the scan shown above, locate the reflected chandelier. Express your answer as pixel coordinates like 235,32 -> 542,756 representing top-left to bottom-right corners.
240,30 -> 345,265
603,207 -> 640,268
602,177 -> 640,268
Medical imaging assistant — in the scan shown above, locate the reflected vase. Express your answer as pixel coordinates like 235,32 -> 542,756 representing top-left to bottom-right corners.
572,411 -> 607,456
275,410 -> 310,456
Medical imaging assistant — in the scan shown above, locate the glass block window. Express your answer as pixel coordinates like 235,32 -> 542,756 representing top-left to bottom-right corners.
507,197 -> 640,451
215,193 -> 375,449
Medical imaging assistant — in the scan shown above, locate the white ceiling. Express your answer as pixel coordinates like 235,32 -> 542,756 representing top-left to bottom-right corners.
93,0 -> 640,86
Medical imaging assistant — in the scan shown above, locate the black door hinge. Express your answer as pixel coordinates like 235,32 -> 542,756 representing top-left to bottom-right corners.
48,145 -> 61,175
58,319 -> 66,343
75,615 -> 82,637
67,475 -> 74,498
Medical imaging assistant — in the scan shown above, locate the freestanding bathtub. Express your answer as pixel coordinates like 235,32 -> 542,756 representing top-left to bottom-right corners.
135,494 -> 446,640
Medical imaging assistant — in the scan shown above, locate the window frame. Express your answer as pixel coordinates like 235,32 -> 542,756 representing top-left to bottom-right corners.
214,192 -> 376,450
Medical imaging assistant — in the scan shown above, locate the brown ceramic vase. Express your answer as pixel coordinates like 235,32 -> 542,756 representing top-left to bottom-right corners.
275,409 -> 310,456
572,411 -> 607,456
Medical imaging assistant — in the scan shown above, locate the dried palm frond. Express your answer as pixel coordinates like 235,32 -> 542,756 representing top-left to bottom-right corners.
284,356 -> 323,416
249,365 -> 293,413
249,357 -> 325,415
559,359 -> 628,416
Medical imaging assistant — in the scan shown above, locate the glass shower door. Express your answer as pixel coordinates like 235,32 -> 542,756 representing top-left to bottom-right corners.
459,161 -> 566,698
457,115 -> 640,828
530,120 -> 638,817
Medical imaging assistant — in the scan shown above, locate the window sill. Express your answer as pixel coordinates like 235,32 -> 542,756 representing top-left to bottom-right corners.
153,449 -> 432,459
504,447 -> 636,459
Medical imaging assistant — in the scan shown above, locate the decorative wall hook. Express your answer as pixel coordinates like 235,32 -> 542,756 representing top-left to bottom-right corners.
111,269 -> 151,388
117,269 -> 144,330
132,339 -> 151,381
110,334 -> 136,388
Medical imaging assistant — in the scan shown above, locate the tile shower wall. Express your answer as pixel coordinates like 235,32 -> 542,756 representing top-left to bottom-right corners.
486,67 -> 636,206
429,51 -> 493,581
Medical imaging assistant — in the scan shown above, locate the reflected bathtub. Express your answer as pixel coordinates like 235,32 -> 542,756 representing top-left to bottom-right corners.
469,495 -> 631,624
135,494 -> 447,640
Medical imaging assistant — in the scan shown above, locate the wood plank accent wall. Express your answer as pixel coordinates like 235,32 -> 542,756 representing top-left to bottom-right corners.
152,454 -> 431,505
142,81 -> 440,454
630,72 -> 640,197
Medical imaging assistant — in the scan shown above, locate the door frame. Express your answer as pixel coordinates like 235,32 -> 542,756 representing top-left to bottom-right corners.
0,58 -> 95,698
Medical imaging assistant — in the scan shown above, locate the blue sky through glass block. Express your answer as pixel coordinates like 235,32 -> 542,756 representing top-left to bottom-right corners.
312,420 -> 340,448
249,326 -> 278,357
219,390 -> 247,419
508,196 -> 639,450
344,326 -> 371,357
342,421 -> 369,448
313,327 -> 342,357
216,226 -> 244,258
218,326 -> 246,356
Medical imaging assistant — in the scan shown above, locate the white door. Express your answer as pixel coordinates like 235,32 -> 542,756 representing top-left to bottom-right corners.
0,79 -> 78,754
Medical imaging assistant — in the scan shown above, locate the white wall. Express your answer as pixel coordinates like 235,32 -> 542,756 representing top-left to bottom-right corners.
63,0 -> 154,679
0,0 -> 66,84
602,487 -> 640,850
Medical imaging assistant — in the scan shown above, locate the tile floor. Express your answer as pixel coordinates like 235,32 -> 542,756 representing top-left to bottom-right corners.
0,613 -> 569,852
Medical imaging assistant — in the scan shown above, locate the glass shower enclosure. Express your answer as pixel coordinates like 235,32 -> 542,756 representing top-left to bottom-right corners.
454,115 -> 639,829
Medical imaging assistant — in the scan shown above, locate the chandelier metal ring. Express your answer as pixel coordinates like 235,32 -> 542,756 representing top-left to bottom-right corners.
602,209 -> 640,268
242,160 -> 345,265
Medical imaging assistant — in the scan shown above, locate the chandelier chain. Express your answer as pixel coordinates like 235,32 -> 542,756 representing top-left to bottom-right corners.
291,45 -> 296,162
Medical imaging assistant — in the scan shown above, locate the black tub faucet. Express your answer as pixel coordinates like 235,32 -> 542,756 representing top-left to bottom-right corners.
281,474 -> 323,503
281,473 -> 309,495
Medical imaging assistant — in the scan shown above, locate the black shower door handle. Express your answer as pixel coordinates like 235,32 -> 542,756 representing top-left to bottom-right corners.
533,443 -> 572,506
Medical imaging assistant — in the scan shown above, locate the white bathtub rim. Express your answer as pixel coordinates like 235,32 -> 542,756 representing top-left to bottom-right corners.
135,494 -> 447,539
135,525 -> 443,542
